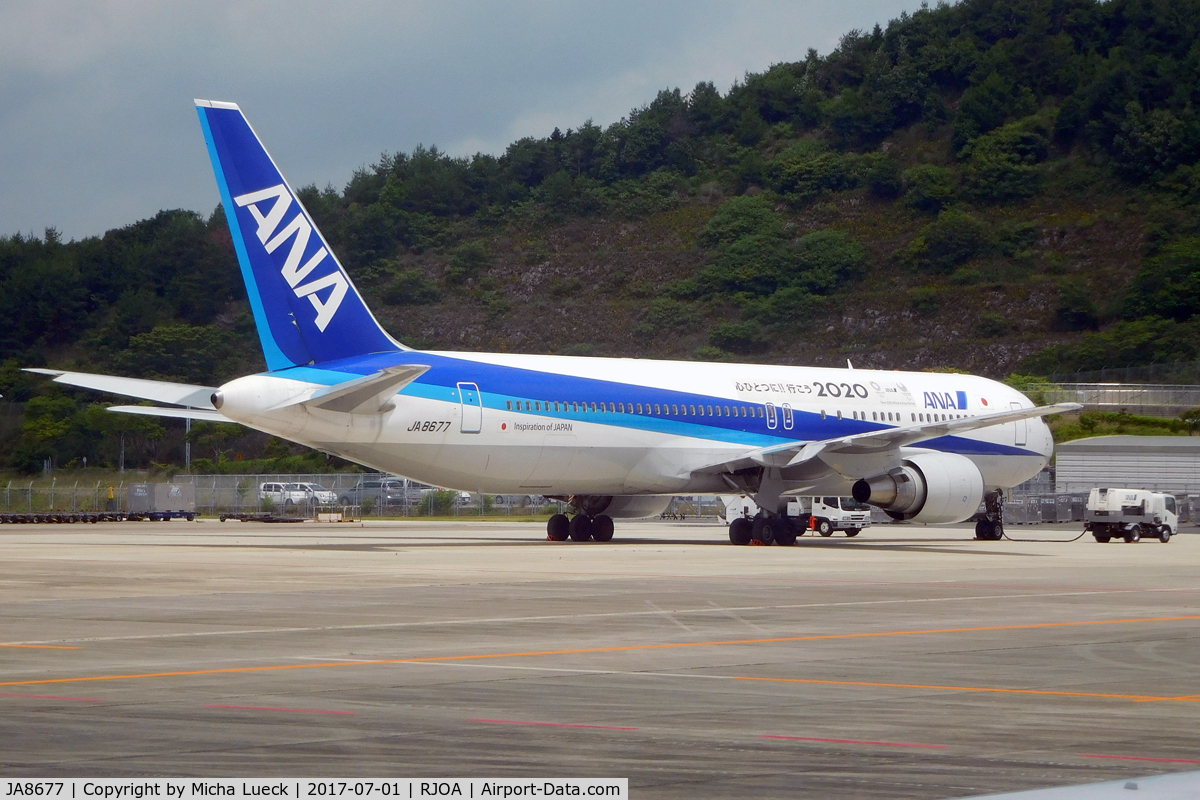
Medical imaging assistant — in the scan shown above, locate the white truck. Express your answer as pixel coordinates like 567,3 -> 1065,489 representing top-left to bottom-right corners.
722,495 -> 872,541
789,496 -> 872,537
1084,488 -> 1177,543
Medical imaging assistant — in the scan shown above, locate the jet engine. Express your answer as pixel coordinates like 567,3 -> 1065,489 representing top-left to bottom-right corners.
851,452 -> 984,524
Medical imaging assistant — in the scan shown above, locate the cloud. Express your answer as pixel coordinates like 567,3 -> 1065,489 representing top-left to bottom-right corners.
0,0 -> 925,239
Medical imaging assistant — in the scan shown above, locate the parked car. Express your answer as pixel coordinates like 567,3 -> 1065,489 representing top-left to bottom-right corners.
258,482 -> 310,507
294,482 -> 337,504
339,478 -> 416,507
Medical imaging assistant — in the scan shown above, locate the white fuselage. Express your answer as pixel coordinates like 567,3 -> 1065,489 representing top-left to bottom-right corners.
216,351 -> 1052,498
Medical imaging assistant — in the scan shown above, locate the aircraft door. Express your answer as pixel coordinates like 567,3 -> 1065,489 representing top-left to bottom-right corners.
1010,401 -> 1027,446
458,382 -> 482,433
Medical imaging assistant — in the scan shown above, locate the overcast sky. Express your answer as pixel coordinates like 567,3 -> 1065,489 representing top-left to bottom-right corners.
1,0 -> 927,240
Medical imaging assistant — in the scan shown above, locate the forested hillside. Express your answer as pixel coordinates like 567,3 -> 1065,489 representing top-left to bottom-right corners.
3,0 -> 1200,473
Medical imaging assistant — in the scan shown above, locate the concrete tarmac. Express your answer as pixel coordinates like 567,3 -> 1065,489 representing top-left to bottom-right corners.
1,517 -> 1198,798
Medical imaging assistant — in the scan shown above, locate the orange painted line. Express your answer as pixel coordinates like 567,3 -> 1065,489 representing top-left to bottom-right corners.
735,676 -> 1198,703
1081,754 -> 1200,765
1,614 -> 1196,689
0,644 -> 79,650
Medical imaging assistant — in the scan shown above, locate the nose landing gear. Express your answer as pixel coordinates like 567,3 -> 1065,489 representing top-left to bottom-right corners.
974,490 -> 1005,541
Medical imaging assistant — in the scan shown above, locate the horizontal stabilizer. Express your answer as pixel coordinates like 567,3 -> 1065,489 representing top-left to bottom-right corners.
108,405 -> 229,422
24,369 -> 217,409
292,364 -> 430,414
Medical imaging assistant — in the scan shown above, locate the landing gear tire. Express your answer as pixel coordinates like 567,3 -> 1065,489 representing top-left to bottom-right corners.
592,514 -> 615,542
774,518 -> 798,546
975,519 -> 1003,541
751,515 -> 776,545
547,513 -> 570,541
816,519 -> 833,537
569,514 -> 594,542
845,529 -> 860,538
1159,525 -> 1172,543
1124,524 -> 1141,544
729,517 -> 752,545
975,519 -> 992,540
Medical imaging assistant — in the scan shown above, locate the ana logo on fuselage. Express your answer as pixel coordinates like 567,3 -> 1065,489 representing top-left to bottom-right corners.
233,183 -> 347,332
924,390 -> 967,410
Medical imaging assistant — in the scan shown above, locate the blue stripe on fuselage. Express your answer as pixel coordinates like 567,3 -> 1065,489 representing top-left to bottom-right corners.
263,352 -> 1038,458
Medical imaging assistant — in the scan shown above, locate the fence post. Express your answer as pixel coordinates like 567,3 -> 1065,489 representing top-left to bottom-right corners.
72,481 -> 78,512
28,481 -> 34,511
49,478 -> 56,510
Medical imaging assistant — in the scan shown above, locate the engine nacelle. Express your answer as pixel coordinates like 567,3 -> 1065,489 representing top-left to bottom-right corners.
575,495 -> 674,519
852,452 -> 984,524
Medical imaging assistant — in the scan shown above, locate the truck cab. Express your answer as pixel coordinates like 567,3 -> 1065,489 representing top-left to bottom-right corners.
790,496 -> 873,537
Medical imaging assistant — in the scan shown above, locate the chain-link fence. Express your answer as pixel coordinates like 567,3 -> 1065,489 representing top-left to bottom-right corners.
0,480 -> 128,513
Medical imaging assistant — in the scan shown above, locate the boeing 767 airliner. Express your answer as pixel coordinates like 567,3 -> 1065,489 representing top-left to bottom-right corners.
28,101 -> 1079,544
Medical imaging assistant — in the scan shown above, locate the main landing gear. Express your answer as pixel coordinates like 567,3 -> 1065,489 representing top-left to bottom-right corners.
729,513 -> 800,546
546,512 -> 615,543
974,490 -> 1005,541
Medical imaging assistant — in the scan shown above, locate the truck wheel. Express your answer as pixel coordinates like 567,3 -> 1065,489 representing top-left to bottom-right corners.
1093,534 -> 1110,543
816,519 -> 833,537
1124,525 -> 1141,543
1159,526 -> 1171,543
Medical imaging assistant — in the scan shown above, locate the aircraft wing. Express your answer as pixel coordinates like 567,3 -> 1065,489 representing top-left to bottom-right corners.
24,368 -> 218,409
697,402 -> 1082,475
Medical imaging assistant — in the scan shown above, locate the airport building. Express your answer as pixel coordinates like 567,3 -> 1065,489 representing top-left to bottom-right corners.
1055,435 -> 1200,495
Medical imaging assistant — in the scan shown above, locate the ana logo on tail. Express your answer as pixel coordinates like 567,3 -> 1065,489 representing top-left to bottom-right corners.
234,183 -> 348,332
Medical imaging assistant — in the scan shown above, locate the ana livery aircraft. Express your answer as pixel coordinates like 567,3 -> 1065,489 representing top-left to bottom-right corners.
29,101 -> 1080,544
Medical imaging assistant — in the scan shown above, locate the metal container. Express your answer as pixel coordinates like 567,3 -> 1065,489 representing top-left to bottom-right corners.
127,483 -> 195,513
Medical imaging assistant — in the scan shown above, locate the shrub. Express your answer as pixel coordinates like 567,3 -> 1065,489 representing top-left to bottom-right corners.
1053,278 -> 1099,331
908,209 -> 991,273
445,241 -> 491,284
418,489 -> 457,516
910,287 -> 941,315
790,230 -> 869,291
1124,238 -> 1200,322
698,195 -> 783,247
902,165 -> 957,213
961,115 -> 1051,202
709,322 -> 770,354
746,286 -> 824,327
973,312 -> 1009,338
867,153 -> 903,199
770,150 -> 863,203
382,268 -> 441,305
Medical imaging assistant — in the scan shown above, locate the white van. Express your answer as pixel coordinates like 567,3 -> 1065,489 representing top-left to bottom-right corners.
1085,488 -> 1177,543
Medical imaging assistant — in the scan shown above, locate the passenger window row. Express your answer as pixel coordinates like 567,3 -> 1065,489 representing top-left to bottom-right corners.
504,399 -> 766,419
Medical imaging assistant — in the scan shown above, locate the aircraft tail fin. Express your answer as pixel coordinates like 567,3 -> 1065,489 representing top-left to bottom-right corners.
195,100 -> 403,371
